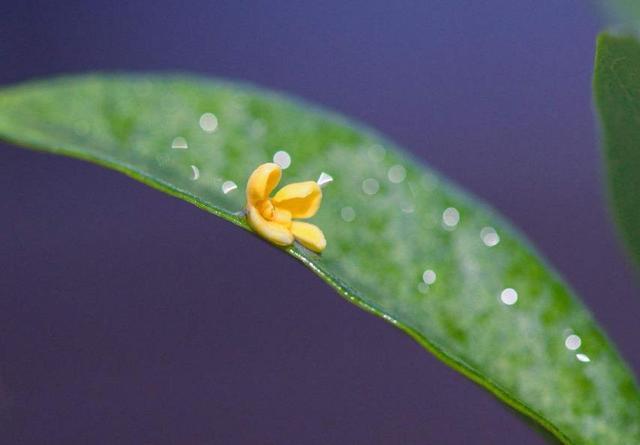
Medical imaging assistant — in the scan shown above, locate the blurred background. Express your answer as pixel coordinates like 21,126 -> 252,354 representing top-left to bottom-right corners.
0,1 -> 637,444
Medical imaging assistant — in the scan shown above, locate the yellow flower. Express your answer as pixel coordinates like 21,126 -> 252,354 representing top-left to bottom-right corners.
245,163 -> 327,253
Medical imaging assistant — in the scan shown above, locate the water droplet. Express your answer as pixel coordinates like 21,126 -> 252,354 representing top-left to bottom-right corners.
401,202 -> 415,213
480,226 -> 500,247
500,288 -> 518,305
576,353 -> 591,363
317,172 -> 333,187
273,150 -> 291,169
367,144 -> 386,162
171,136 -> 188,149
422,269 -> 437,285
190,165 -> 200,181
362,178 -> 380,195
388,164 -> 407,183
442,207 -> 460,228
222,180 -> 238,194
565,334 -> 582,351
417,282 -> 429,294
381,313 -> 396,324
199,112 -> 219,133
341,206 -> 356,222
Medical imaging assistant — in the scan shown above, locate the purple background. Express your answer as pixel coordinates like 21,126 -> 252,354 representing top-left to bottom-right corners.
0,1 -> 638,444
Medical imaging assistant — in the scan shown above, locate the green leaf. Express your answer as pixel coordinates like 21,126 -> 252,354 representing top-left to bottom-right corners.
598,0 -> 640,27
594,33 -> 640,270
0,74 -> 638,444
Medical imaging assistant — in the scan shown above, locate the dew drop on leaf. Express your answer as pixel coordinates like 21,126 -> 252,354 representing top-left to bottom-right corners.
362,178 -> 380,195
401,202 -> 415,214
388,164 -> 407,183
565,334 -> 582,351
576,353 -> 591,363
340,206 -> 356,222
190,165 -> 200,180
317,172 -> 333,187
367,144 -> 386,162
480,226 -> 500,247
273,150 -> 291,169
442,207 -> 460,228
171,136 -> 188,149
199,112 -> 218,133
222,180 -> 238,194
500,288 -> 518,305
422,269 -> 437,285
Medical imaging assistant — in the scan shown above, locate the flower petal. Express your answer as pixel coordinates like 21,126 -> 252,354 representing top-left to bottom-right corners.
271,207 -> 292,227
272,181 -> 322,218
247,205 -> 293,246
291,221 -> 326,253
246,163 -> 281,206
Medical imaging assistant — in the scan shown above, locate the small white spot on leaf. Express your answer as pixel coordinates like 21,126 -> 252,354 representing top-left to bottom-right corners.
222,180 -> 238,194
190,165 -> 200,181
273,150 -> 291,169
442,207 -> 460,228
341,207 -> 356,222
199,112 -> 219,133
362,178 -> 380,195
171,136 -> 188,149
500,288 -> 518,305
388,164 -> 407,183
317,172 -> 333,187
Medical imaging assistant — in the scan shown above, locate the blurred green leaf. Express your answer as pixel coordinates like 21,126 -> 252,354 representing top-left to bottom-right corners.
598,0 -> 640,27
0,74 -> 639,444
594,33 -> 640,269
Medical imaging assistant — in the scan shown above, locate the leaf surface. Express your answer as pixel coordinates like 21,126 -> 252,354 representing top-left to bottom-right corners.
594,33 -> 640,269
599,0 -> 640,27
0,74 -> 639,444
